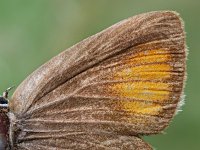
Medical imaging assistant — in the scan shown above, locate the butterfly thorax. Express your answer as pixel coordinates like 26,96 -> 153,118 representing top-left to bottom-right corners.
0,97 -> 9,150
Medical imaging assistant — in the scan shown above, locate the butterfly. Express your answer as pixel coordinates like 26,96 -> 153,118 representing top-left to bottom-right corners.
0,11 -> 186,150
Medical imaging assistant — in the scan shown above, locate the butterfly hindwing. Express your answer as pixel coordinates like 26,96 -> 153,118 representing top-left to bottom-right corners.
17,134 -> 152,150
10,11 -> 186,149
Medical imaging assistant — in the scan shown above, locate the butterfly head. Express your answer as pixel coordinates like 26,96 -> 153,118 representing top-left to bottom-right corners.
0,97 -> 8,109
0,87 -> 14,149
0,86 -> 15,110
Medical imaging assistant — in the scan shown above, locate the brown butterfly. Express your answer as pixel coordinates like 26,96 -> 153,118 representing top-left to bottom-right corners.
0,11 -> 186,150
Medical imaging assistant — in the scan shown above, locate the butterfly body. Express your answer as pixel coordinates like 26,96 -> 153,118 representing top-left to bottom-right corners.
0,11 -> 186,150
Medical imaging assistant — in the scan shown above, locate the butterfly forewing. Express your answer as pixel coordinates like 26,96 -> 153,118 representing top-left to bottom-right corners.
9,11 -> 186,149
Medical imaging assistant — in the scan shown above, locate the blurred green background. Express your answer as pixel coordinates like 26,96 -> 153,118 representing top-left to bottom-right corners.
0,0 -> 198,149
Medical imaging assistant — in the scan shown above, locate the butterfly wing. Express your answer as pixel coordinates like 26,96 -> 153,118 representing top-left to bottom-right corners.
15,134 -> 152,150
10,11 -> 186,149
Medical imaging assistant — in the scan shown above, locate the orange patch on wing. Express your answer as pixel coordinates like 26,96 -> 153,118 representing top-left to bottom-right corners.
108,49 -> 172,115
115,70 -> 171,81
114,63 -> 172,81
128,54 -> 170,65
110,82 -> 170,101
119,100 -> 162,115
114,49 -> 172,80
